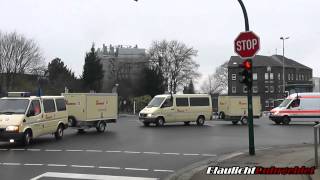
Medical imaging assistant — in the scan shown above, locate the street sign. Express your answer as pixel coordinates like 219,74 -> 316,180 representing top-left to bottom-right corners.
234,31 -> 260,59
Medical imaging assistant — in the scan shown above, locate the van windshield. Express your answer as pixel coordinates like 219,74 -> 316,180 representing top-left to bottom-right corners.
278,99 -> 292,108
0,99 -> 30,114
147,97 -> 166,107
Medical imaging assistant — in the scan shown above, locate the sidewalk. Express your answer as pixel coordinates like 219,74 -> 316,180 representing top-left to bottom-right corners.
167,144 -> 320,180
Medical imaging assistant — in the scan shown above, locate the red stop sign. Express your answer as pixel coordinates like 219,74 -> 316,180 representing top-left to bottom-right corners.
234,31 -> 260,59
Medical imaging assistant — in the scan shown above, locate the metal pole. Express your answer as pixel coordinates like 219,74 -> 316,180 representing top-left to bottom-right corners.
282,39 -> 285,94
314,127 -> 318,167
238,0 -> 255,155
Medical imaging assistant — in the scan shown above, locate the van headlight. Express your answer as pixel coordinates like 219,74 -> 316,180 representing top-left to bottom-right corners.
6,126 -> 19,132
147,114 -> 153,117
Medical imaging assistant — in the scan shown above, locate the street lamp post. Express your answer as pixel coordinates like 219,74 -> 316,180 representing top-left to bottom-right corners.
280,36 -> 289,95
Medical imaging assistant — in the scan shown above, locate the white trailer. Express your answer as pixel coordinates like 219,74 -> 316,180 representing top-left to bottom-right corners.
63,93 -> 117,132
217,96 -> 261,125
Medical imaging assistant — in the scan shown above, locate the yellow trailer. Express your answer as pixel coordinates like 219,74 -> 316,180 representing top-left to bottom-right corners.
63,93 -> 117,132
218,96 -> 261,125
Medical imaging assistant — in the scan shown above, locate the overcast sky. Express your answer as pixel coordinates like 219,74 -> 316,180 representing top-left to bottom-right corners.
1,0 -> 320,89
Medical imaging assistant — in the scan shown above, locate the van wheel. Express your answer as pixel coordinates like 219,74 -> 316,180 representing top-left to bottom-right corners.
55,124 -> 64,140
143,122 -> 150,127
184,121 -> 190,126
274,119 -> 282,125
240,117 -> 248,125
77,129 -> 85,134
68,117 -> 77,127
196,116 -> 205,126
232,120 -> 238,125
96,121 -> 106,132
22,130 -> 32,146
156,117 -> 165,126
282,116 -> 290,125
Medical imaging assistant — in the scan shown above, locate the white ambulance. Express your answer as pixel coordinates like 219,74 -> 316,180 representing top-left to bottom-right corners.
269,93 -> 320,125
0,92 -> 68,145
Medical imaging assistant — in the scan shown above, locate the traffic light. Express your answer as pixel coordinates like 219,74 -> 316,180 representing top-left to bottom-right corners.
239,59 -> 252,87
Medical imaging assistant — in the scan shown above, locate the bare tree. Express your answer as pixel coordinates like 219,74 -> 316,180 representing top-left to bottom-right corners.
0,31 -> 44,91
148,40 -> 199,93
201,61 -> 228,94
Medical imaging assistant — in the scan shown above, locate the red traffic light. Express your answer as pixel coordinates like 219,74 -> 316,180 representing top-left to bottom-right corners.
243,60 -> 252,70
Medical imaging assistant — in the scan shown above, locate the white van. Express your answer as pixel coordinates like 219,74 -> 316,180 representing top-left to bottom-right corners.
0,92 -> 68,145
139,94 -> 212,126
269,93 -> 320,125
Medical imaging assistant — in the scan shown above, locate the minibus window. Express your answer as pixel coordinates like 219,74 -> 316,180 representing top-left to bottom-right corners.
289,99 -> 300,109
28,100 -> 41,116
161,98 -> 173,108
147,97 -> 165,107
0,99 -> 29,114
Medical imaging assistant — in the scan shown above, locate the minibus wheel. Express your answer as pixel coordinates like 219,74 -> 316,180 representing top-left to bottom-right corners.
274,119 -> 281,125
22,130 -> 32,146
156,117 -> 165,126
196,116 -> 205,126
240,117 -> 248,125
55,124 -> 64,140
282,116 -> 290,125
184,121 -> 191,126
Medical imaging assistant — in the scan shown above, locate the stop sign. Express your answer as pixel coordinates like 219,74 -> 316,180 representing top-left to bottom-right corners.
234,31 -> 260,59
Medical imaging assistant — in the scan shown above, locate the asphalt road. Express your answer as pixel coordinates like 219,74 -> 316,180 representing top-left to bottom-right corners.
0,115 -> 316,180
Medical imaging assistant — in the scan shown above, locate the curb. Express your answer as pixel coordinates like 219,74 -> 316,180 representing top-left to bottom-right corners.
165,143 -> 314,180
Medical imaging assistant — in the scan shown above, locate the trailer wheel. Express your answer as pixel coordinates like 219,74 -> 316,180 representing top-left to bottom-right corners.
232,120 -> 239,125
96,121 -> 106,132
77,129 -> 85,134
282,116 -> 290,125
219,112 -> 225,119
240,116 -> 248,125
68,117 -> 77,127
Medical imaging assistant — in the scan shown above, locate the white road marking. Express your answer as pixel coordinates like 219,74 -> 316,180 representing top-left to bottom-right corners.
201,154 -> 217,157
106,150 -> 122,153
71,165 -> 95,168
125,168 -> 149,171
45,149 -> 62,152
2,162 -> 21,166
27,149 -> 41,151
31,172 -> 157,180
24,163 -> 43,166
11,148 -> 25,151
47,164 -> 67,167
183,153 -> 200,156
143,152 -> 161,155
0,148 -> 8,151
124,151 -> 141,154
66,149 -> 84,152
86,150 -> 103,152
153,169 -> 175,173
162,153 -> 180,155
98,166 -> 121,170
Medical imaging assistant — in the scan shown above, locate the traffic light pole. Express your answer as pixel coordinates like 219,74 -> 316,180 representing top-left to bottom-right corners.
238,0 -> 255,155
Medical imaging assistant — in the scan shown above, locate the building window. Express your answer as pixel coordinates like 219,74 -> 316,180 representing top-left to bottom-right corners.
302,74 -> 304,81
265,86 -> 269,93
278,73 -> 281,80
243,86 -> 248,93
253,86 -> 258,93
265,100 -> 269,107
278,85 -> 282,93
269,100 -> 274,107
270,86 -> 274,93
270,73 -> 274,80
291,74 -> 294,81
288,74 -> 291,81
253,73 -> 257,80
232,86 -> 236,93
265,73 -> 269,80
232,74 -> 236,80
